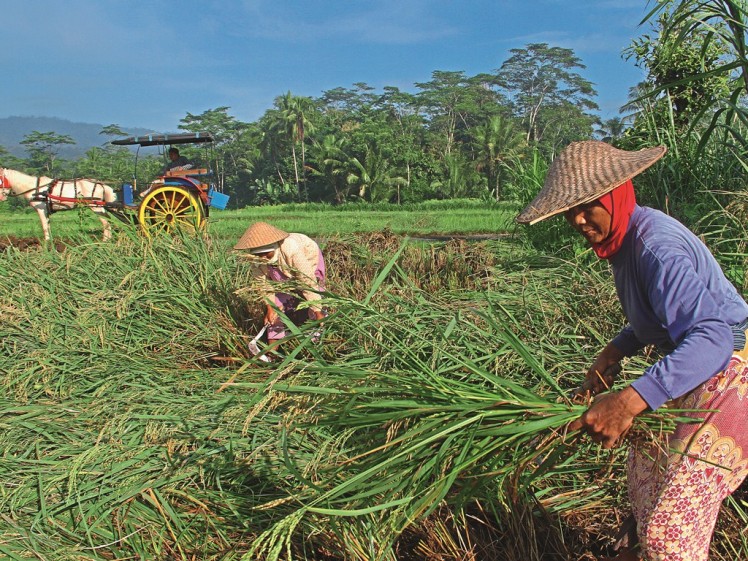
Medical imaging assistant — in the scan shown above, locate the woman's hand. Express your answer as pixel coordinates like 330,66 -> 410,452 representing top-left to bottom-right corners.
568,386 -> 648,449
577,342 -> 626,397
264,305 -> 278,326
580,361 -> 621,396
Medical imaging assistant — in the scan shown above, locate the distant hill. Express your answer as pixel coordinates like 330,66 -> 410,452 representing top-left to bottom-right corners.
0,116 -> 157,160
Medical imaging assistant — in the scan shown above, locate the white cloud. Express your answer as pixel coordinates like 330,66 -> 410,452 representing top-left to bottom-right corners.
225,0 -> 459,44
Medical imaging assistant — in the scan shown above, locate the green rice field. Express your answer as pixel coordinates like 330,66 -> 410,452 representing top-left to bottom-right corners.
0,199 -> 520,243
1,202 -> 746,561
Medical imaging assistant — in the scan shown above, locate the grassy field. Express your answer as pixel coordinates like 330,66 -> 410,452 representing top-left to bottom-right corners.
1,203 -> 746,561
0,199 -> 520,242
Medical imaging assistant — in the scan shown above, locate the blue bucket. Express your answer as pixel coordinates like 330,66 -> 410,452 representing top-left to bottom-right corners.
208,188 -> 230,210
122,183 -> 134,206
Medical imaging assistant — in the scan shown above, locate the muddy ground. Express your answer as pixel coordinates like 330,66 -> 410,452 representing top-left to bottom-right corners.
0,236 -> 67,252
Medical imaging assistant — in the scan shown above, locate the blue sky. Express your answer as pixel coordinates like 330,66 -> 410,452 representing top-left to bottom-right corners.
3,0 -> 653,132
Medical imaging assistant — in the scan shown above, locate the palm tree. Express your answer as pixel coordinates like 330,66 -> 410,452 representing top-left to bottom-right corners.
595,117 -> 627,142
308,135 -> 350,204
272,92 -> 317,199
258,110 -> 289,187
472,115 -> 527,201
433,154 -> 482,199
346,146 -> 406,203
619,83 -> 658,126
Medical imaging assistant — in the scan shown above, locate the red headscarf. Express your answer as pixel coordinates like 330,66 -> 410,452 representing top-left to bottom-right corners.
591,179 -> 636,259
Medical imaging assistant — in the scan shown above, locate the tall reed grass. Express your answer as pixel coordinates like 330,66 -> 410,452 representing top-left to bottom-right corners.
0,231 -> 744,560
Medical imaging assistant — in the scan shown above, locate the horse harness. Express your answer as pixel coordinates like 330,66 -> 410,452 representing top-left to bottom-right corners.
0,169 -> 109,214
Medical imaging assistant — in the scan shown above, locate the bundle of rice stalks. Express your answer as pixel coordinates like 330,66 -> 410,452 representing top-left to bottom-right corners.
237,252 -> 687,561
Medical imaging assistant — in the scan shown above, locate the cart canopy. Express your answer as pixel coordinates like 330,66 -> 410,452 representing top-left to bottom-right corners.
112,132 -> 214,147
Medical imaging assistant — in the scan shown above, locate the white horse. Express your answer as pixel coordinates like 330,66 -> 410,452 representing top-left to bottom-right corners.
0,167 -> 117,241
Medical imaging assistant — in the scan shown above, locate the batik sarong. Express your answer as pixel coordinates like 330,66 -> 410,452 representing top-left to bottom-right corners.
627,335 -> 748,561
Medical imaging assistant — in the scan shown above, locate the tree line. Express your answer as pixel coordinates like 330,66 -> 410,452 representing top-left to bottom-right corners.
0,43 -> 605,208
3,0 -> 748,220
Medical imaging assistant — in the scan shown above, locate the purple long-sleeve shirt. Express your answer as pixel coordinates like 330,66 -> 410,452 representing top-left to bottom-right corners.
609,206 -> 748,410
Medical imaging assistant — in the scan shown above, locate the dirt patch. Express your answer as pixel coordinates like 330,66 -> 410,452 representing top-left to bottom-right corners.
0,236 -> 67,252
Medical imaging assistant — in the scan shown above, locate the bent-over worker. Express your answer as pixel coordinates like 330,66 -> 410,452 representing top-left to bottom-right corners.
234,221 -> 326,342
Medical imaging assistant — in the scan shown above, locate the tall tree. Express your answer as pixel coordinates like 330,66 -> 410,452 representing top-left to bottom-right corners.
179,106 -> 251,194
20,131 -> 76,174
372,87 -> 427,203
430,154 -> 480,199
257,109 -> 291,189
271,92 -> 317,199
99,124 -> 128,140
317,83 -> 379,131
415,71 -> 495,158
595,117 -> 627,142
346,144 -> 406,203
308,134 -> 350,204
0,145 -> 24,173
536,100 -> 598,157
495,43 -> 599,144
74,146 -> 134,183
88,124 -> 133,182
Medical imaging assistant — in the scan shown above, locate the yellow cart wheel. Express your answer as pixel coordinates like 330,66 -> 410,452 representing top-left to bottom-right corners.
138,186 -> 205,236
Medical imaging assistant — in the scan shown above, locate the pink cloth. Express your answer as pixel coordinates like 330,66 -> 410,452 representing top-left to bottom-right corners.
267,249 -> 326,341
627,334 -> 748,560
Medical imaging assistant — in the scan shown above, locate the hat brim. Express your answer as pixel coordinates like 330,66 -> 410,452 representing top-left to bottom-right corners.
233,222 -> 289,251
249,244 -> 278,254
516,142 -> 667,225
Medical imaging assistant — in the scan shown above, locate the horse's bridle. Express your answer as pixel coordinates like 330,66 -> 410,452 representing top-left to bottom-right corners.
0,168 -> 10,200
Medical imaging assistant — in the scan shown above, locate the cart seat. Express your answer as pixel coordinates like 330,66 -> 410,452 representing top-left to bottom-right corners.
165,168 -> 210,178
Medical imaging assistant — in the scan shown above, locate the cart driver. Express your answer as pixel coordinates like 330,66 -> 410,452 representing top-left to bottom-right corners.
161,148 -> 193,174
140,148 -> 194,197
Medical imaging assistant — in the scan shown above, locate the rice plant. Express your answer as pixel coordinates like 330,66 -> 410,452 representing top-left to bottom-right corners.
236,251 -> 695,561
0,230 -> 744,560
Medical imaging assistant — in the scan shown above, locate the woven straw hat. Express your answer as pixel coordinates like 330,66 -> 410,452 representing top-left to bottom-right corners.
233,222 -> 289,251
516,141 -> 667,225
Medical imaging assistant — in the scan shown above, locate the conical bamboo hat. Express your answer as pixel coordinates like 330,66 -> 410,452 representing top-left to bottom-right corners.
516,141 -> 667,225
233,222 -> 289,251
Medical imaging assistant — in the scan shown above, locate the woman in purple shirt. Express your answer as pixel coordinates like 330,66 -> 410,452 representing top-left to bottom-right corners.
517,141 -> 748,561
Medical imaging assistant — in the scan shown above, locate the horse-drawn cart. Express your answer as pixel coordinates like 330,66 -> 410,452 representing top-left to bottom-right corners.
110,132 -> 229,236
0,132 -> 228,241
